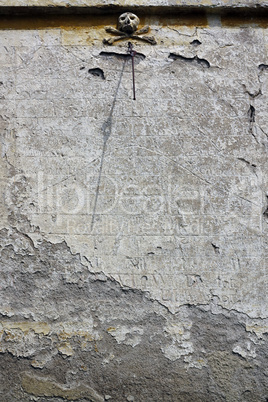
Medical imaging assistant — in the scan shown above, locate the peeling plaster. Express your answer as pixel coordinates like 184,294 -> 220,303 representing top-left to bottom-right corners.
0,6 -> 268,401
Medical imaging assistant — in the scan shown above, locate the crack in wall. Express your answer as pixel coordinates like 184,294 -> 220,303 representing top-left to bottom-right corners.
247,104 -> 259,143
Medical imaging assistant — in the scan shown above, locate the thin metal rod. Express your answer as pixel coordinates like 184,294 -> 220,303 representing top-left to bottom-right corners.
128,42 -> 136,100
131,53 -> 136,100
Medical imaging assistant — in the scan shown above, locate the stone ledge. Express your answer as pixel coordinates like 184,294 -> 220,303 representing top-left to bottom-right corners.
1,0 -> 268,6
0,0 -> 268,16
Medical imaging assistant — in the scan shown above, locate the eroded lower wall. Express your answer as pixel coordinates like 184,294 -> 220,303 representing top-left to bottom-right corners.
0,8 -> 268,402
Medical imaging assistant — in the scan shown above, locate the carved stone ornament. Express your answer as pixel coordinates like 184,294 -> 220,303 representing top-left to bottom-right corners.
103,12 -> 157,45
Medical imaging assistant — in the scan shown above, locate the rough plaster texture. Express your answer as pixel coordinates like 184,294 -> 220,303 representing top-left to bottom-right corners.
1,0 -> 268,9
0,5 -> 268,402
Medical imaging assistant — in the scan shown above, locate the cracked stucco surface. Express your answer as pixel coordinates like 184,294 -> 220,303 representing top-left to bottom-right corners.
0,8 -> 268,402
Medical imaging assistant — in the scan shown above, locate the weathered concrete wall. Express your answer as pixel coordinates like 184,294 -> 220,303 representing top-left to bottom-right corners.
0,3 -> 268,401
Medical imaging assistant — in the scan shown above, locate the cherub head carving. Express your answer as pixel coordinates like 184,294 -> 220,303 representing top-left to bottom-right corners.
118,12 -> 140,34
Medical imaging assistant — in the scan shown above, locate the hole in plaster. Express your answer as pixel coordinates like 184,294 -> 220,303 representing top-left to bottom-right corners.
169,53 -> 210,68
190,39 -> 202,46
248,105 -> 255,123
100,51 -> 146,61
88,68 -> 105,80
258,64 -> 268,71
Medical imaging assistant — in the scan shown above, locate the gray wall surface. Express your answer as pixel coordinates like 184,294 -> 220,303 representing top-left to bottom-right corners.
0,3 -> 267,401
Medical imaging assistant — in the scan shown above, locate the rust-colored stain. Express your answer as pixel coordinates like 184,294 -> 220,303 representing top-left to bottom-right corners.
0,15 -> 111,30
222,15 -> 268,28
107,327 -> 116,332
0,13 -> 267,31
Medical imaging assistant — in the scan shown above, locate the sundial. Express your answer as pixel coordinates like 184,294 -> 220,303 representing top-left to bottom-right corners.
103,12 -> 157,100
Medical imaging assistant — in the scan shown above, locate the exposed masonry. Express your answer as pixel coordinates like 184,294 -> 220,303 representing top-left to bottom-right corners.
0,3 -> 268,401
